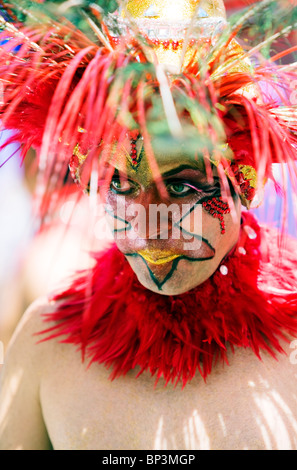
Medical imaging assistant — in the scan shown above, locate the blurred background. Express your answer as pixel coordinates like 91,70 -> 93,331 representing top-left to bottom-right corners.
0,0 -> 296,352
0,130 -> 112,350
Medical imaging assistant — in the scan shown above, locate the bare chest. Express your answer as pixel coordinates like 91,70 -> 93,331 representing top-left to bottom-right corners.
40,343 -> 297,450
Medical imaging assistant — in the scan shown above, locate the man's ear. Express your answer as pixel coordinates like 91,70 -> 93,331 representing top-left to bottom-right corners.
240,187 -> 265,210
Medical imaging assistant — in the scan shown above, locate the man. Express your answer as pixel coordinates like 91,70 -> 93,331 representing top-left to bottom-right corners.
1,0 -> 297,450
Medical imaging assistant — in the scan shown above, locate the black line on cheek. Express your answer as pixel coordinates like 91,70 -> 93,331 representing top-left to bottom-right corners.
177,191 -> 221,221
104,206 -> 132,233
178,229 -> 216,252
175,199 -> 217,250
125,253 -> 216,291
177,192 -> 229,238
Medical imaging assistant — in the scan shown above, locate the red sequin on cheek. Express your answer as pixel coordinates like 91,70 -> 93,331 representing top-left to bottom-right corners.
202,197 -> 231,235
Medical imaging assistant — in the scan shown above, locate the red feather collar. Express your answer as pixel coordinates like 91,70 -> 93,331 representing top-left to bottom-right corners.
41,212 -> 297,387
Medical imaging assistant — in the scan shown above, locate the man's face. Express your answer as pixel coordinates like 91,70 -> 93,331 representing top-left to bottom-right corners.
104,153 -> 241,296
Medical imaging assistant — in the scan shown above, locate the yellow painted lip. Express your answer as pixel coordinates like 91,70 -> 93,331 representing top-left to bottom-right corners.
138,249 -> 181,265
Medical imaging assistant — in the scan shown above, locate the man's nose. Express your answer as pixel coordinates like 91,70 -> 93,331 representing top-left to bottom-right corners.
131,191 -> 174,239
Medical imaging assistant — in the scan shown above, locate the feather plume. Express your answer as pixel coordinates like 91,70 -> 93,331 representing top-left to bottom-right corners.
38,212 -> 297,387
0,0 -> 296,220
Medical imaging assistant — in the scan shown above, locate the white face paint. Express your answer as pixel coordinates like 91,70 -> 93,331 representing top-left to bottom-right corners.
105,162 -> 241,295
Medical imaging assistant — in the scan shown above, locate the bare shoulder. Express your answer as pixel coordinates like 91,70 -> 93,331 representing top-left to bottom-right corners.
2,297 -> 57,375
0,297 -> 57,450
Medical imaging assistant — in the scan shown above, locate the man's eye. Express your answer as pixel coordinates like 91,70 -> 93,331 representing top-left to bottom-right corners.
167,180 -> 222,198
167,182 -> 194,197
110,178 -> 134,194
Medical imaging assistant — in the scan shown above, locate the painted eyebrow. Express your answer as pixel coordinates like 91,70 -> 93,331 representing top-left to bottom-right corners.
111,168 -> 129,180
161,165 -> 220,180
111,165 -> 220,183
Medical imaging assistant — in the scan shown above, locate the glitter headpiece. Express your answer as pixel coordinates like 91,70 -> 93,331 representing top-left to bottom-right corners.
0,0 -> 296,214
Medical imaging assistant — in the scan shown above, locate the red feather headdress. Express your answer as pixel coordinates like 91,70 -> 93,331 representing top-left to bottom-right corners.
0,0 -> 296,216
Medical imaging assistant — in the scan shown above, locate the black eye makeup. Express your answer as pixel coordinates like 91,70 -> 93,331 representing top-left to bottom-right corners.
108,166 -> 223,200
165,178 -> 221,199
110,171 -> 140,196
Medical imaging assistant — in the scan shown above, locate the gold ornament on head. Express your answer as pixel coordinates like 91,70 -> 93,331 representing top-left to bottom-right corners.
118,0 -> 228,71
113,0 -> 259,206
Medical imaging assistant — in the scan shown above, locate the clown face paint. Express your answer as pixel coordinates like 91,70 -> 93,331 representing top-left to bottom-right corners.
105,159 -> 241,295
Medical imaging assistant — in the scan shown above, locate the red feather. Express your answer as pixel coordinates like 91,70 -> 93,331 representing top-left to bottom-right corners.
0,14 -> 296,216
39,212 -> 297,387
